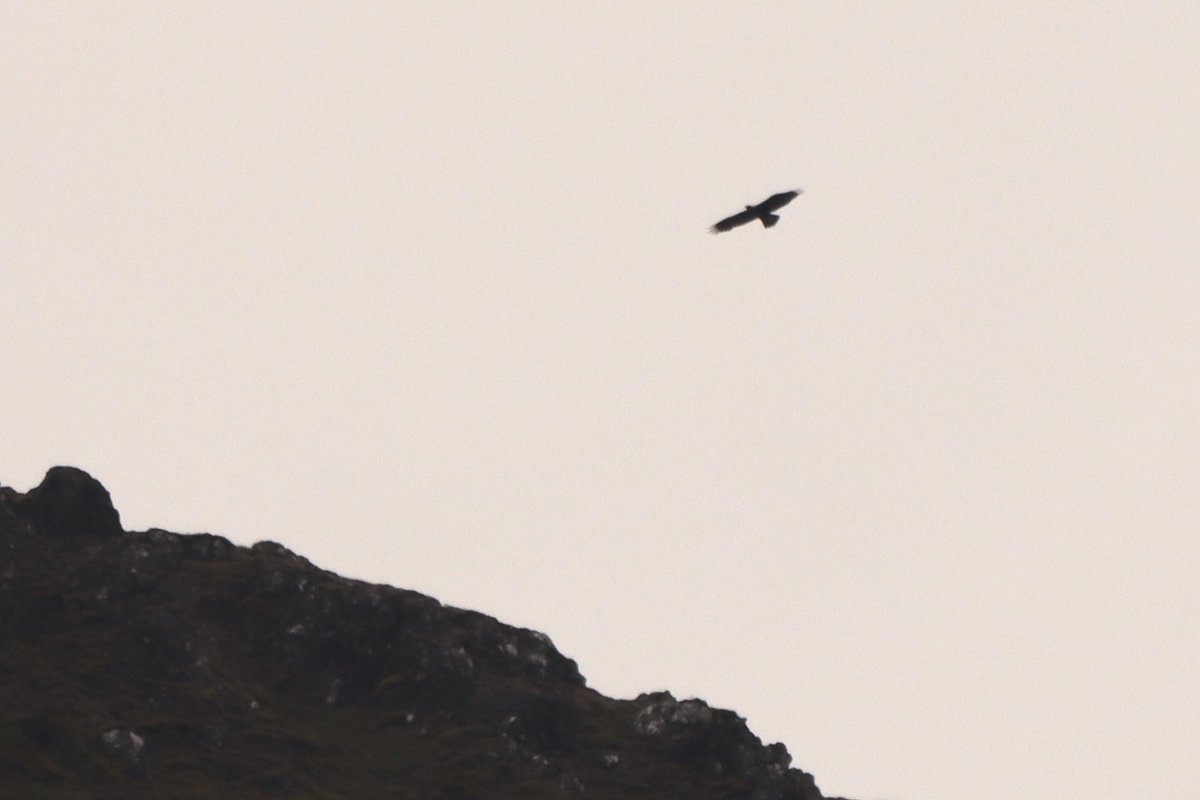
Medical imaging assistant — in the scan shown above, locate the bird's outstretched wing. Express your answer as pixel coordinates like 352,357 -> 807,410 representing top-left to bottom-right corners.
709,208 -> 759,234
758,190 -> 801,213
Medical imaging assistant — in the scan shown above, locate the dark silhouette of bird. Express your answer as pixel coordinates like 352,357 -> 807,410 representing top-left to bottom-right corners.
709,190 -> 802,234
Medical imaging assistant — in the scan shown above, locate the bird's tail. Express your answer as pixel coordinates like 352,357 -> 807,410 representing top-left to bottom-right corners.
760,213 -> 780,228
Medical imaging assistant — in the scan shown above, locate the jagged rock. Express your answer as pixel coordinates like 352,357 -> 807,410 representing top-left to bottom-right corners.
23,466 -> 123,538
633,692 -> 714,736
0,466 -> 850,800
101,728 -> 146,773
632,692 -> 820,800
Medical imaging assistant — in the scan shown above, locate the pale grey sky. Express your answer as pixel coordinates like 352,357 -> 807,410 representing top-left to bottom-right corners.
3,4 -> 1198,799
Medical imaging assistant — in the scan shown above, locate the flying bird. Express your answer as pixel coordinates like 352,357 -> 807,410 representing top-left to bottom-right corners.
709,190 -> 802,234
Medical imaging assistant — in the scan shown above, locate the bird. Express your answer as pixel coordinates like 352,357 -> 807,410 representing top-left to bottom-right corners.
709,190 -> 802,234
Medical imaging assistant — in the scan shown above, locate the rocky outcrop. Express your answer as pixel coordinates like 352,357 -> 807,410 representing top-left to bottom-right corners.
0,466 -> 843,800
20,465 -> 123,538
632,692 -> 817,800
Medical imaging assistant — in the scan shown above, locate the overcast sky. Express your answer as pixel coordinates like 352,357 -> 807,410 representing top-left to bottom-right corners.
3,4 -> 1197,799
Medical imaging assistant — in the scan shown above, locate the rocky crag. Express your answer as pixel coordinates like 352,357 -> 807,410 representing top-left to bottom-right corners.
0,467 -> 852,800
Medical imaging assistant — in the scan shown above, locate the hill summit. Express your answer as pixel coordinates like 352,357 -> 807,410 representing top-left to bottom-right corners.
0,466 -> 850,800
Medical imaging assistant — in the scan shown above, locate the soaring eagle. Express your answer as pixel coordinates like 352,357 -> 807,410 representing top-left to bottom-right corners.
709,190 -> 802,234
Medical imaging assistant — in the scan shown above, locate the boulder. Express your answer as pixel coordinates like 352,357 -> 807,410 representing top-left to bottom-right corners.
24,466 -> 122,538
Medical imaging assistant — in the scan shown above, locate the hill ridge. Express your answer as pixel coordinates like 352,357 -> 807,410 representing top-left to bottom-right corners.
0,466 -> 850,800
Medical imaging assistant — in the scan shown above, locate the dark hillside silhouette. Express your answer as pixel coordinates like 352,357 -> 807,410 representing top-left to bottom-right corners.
0,466 -> 855,800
